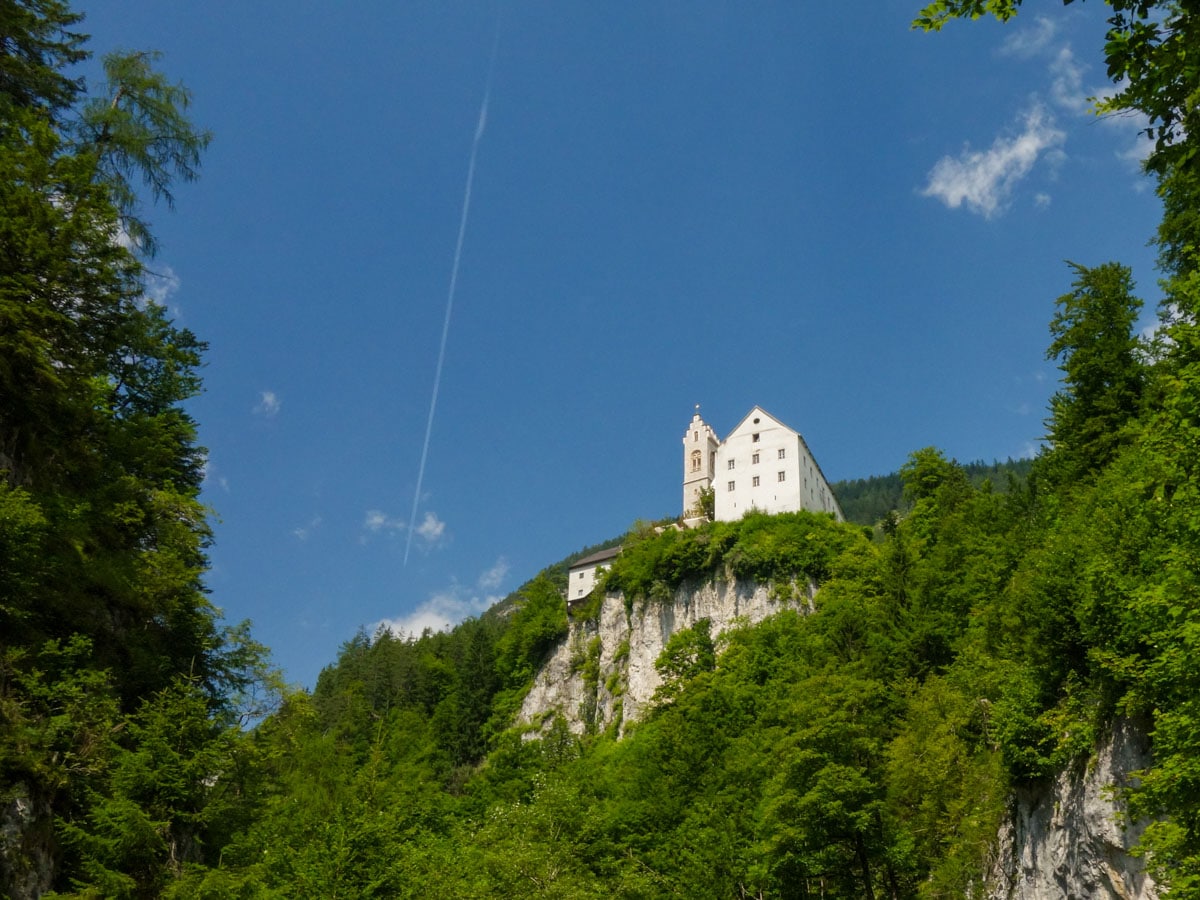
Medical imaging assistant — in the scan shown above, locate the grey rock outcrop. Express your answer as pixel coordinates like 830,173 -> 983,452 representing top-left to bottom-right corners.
1,783 -> 55,900
518,576 -> 812,735
985,718 -> 1158,900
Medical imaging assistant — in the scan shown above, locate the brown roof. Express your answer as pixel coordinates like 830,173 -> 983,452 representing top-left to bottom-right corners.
569,545 -> 622,570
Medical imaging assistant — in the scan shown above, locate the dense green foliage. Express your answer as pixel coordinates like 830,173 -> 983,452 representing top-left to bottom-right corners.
0,3 -> 268,897
832,457 -> 1033,526
601,511 -> 859,605
8,0 -> 1200,896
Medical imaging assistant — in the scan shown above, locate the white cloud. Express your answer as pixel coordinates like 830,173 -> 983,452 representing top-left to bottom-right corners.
1034,192 -> 1052,208
253,391 -> 281,418
1049,47 -> 1088,113
1101,99 -> 1155,167
1021,35 -> 1154,169
142,264 -> 181,308
375,589 -> 491,637
200,457 -> 231,493
363,509 -> 404,534
1116,129 -> 1155,167
999,16 -> 1058,59
114,228 -> 180,312
293,515 -> 322,541
922,105 -> 1066,218
1140,304 -> 1183,353
373,558 -> 510,637
416,511 -> 446,543
478,557 -> 510,591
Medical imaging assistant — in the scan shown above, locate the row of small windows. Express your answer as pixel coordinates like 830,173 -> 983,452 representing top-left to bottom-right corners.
727,448 -> 786,470
728,472 -> 786,490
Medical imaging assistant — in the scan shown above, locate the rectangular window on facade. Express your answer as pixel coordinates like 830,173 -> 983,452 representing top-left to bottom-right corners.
778,471 -> 786,482
728,481 -> 735,491
579,572 -> 584,579
752,433 -> 760,442
778,448 -> 786,459
728,459 -> 736,470
752,452 -> 760,464
752,475 -> 760,486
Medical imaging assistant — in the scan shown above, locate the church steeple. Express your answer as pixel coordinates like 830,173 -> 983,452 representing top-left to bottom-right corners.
682,405 -> 719,519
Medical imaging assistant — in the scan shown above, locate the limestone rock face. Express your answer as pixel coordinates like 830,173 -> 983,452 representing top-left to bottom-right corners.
0,782 -> 54,900
518,577 -> 812,735
985,718 -> 1158,900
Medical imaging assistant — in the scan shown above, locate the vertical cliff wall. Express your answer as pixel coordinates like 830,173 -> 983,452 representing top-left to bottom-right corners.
985,718 -> 1158,900
0,783 -> 54,900
518,577 -> 813,736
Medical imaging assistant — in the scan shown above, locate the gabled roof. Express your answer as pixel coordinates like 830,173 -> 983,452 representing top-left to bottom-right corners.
568,545 -> 622,571
723,405 -> 793,441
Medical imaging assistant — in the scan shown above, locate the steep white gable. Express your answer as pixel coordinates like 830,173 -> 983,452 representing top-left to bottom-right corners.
686,406 -> 842,523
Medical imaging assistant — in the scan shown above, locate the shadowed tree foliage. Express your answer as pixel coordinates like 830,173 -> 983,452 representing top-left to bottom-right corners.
1043,261 -> 1145,483
0,3 -> 282,897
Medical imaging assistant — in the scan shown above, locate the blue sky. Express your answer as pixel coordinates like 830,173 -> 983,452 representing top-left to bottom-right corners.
80,2 -> 1164,688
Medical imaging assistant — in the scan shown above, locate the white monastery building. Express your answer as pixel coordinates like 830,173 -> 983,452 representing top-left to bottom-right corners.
683,406 -> 843,523
566,406 -> 842,605
567,545 -> 622,603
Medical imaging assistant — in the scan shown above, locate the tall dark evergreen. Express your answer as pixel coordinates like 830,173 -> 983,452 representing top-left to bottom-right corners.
0,3 -> 262,896
1043,261 -> 1145,482
0,0 -> 215,704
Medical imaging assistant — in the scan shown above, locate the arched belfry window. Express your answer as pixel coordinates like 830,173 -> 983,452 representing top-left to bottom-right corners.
691,450 -> 702,472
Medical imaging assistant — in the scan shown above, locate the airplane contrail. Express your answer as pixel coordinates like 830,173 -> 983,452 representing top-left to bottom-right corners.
405,19 -> 500,566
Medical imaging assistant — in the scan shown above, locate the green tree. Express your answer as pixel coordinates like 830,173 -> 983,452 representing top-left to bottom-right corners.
494,574 -> 569,689
74,50 -> 211,254
652,618 -> 716,706
1043,262 -> 1145,481
914,4 -> 1200,894
0,9 -> 216,707
0,2 -> 257,895
0,0 -> 87,116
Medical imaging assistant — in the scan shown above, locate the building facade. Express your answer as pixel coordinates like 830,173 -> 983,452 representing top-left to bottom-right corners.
682,408 -> 720,518
683,406 -> 842,523
566,545 -> 622,605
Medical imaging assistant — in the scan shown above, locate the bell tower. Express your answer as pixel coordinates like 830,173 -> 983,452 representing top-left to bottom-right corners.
682,405 -> 719,519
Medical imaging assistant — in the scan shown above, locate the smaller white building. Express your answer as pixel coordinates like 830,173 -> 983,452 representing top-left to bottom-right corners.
683,406 -> 842,523
566,545 -> 622,605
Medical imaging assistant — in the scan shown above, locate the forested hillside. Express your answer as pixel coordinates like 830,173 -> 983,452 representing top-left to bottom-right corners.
832,457 -> 1033,526
5,0 -> 1200,897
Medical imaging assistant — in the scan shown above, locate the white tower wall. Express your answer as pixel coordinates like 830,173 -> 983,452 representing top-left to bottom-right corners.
682,409 -> 719,518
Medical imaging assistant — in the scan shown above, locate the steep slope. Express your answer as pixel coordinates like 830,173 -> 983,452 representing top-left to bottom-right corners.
519,577 -> 815,735
986,719 -> 1158,900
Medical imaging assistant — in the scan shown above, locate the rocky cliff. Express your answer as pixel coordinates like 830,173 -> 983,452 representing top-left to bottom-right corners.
518,577 -> 813,736
519,579 -> 1160,898
0,783 -> 54,900
985,718 -> 1158,900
